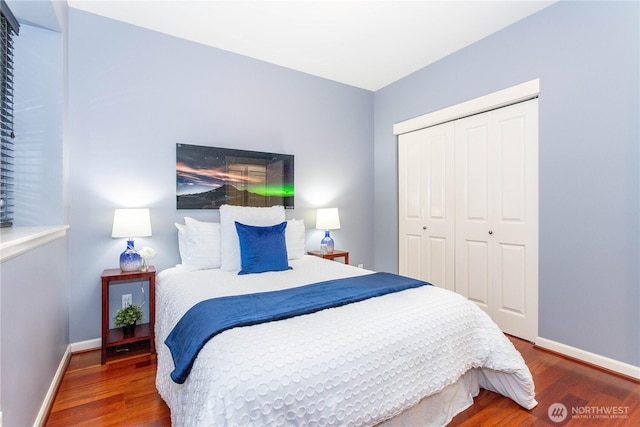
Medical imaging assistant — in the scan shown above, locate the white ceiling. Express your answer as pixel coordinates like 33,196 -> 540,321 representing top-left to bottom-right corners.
15,1 -> 556,91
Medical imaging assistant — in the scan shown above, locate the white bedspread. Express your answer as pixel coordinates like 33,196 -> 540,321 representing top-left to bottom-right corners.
156,256 -> 536,426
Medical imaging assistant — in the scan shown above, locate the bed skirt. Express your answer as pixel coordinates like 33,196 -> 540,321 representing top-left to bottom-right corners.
377,369 -> 479,426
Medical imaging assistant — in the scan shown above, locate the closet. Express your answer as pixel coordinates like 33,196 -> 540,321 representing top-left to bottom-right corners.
398,96 -> 538,342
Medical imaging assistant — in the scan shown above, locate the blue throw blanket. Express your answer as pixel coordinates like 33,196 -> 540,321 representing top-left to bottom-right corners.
165,272 -> 430,384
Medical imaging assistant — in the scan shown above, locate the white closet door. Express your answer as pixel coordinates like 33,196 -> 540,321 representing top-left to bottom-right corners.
491,100 -> 538,341
398,124 -> 455,290
454,113 -> 492,310
455,99 -> 538,341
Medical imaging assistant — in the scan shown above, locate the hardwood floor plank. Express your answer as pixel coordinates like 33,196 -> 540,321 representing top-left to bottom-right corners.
47,394 -> 125,426
46,336 -> 639,426
47,354 -> 171,427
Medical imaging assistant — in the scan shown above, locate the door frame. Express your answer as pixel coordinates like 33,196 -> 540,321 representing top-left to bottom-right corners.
393,79 -> 540,136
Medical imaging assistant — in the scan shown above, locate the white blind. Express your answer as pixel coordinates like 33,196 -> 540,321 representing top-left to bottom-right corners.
0,0 -> 18,228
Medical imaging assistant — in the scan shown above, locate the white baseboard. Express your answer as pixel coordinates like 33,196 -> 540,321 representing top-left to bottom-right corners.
536,337 -> 640,380
33,339 -> 101,427
69,338 -> 101,353
33,345 -> 71,427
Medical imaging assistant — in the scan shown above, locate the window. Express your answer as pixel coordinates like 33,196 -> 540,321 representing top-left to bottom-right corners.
0,0 -> 18,228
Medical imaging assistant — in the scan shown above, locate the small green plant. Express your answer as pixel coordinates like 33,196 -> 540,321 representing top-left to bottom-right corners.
114,304 -> 143,326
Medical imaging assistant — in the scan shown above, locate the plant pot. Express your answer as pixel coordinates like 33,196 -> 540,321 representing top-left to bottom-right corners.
122,323 -> 136,337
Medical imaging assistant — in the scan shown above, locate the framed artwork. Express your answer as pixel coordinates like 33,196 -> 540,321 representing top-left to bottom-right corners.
176,143 -> 294,209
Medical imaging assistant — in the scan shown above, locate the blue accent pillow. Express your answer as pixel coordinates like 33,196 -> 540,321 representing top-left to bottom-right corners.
235,221 -> 292,275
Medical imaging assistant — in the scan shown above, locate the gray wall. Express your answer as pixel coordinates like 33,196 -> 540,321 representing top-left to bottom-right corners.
66,9 -> 374,343
373,1 -> 639,366
0,237 -> 69,427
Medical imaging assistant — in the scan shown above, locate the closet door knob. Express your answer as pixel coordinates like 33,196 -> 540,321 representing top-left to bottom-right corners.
423,226 -> 427,230
488,230 -> 493,235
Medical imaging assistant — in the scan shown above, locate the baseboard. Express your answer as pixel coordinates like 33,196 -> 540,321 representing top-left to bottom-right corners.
33,339 -> 101,427
536,337 -> 640,381
69,338 -> 101,353
33,345 -> 71,427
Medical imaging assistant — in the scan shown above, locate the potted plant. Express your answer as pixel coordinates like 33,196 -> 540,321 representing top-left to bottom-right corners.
114,304 -> 143,336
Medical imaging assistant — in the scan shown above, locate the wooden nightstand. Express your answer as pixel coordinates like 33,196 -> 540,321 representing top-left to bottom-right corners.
101,267 -> 156,364
307,249 -> 349,265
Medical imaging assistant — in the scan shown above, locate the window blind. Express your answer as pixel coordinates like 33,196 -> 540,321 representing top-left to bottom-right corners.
0,0 -> 18,228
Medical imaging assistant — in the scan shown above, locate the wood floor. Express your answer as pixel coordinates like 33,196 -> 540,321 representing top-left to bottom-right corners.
45,336 -> 640,426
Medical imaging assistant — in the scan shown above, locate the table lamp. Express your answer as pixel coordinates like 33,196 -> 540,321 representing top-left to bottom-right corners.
111,208 -> 152,271
316,208 -> 340,254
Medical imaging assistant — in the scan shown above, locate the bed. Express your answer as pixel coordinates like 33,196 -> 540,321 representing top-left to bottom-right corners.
155,206 -> 537,426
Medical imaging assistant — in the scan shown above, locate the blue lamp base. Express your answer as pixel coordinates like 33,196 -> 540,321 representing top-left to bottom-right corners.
320,231 -> 335,254
120,239 -> 143,271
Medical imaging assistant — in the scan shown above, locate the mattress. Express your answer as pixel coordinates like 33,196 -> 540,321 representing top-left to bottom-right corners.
155,255 -> 536,426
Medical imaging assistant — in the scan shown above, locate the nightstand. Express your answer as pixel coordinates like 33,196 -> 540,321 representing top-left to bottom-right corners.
101,267 -> 156,364
307,249 -> 349,265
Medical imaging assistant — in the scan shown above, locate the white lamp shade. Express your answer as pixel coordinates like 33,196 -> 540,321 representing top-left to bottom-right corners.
111,208 -> 152,238
316,208 -> 341,230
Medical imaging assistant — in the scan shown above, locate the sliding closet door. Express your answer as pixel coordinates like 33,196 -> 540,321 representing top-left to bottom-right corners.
453,112 -> 492,311
455,99 -> 538,341
398,124 -> 455,290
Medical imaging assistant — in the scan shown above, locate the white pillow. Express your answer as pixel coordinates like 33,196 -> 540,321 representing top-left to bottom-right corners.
175,223 -> 189,264
179,217 -> 222,270
219,205 -> 285,271
285,219 -> 305,260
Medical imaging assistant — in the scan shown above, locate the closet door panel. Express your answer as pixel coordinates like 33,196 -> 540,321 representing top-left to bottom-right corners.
427,134 -> 448,219
497,116 -> 527,223
490,100 -> 538,341
496,243 -> 526,316
399,131 -> 425,279
404,141 -> 423,220
402,235 -> 423,280
427,236 -> 448,288
423,124 -> 455,290
464,125 -> 490,222
398,124 -> 455,290
455,113 -> 492,302
463,240 -> 490,310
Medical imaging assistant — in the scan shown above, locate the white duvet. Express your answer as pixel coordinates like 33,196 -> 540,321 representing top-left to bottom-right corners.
156,256 -> 536,426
